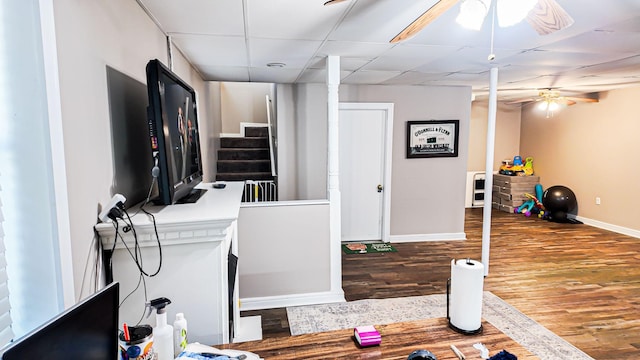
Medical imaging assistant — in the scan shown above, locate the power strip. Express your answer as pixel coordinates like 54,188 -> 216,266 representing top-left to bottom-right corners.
98,194 -> 126,222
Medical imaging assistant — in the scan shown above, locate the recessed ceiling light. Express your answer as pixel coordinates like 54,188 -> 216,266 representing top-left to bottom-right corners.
267,62 -> 286,68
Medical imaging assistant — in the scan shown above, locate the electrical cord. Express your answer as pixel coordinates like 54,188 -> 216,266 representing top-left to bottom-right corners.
79,231 -> 102,300
105,170 -> 162,317
111,216 -> 161,278
119,271 -> 148,326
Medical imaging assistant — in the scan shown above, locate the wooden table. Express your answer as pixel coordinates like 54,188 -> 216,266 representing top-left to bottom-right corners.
222,317 -> 537,359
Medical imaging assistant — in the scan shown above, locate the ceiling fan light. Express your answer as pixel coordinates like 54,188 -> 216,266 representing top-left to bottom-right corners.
497,0 -> 537,27
537,100 -> 549,111
548,100 -> 560,112
456,0 -> 491,31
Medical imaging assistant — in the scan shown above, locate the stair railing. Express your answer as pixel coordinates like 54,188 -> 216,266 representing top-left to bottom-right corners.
265,95 -> 277,178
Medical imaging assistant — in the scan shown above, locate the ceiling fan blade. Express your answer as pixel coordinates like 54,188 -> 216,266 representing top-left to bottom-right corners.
564,96 -> 599,103
505,98 -> 537,105
390,0 -> 460,43
323,0 -> 348,5
564,99 -> 577,106
526,0 -> 575,35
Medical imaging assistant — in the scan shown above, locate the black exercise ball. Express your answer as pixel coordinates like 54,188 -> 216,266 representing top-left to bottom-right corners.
542,185 -> 577,222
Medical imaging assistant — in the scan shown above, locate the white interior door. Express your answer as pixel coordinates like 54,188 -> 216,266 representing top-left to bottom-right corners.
339,103 -> 393,242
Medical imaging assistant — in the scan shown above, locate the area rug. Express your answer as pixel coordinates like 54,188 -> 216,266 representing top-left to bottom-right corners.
287,291 -> 593,360
342,243 -> 397,254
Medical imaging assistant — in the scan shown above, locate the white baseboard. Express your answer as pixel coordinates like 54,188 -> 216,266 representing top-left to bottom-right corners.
389,232 -> 467,243
240,290 -> 346,311
573,215 -> 640,239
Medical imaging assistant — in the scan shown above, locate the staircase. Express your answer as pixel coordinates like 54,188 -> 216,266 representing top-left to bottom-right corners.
217,127 -> 273,181
217,126 -> 277,201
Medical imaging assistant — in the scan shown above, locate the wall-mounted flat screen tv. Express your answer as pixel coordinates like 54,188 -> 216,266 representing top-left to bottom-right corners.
146,59 -> 204,205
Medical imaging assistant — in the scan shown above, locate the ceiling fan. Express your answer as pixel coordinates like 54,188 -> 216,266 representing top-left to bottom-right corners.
324,0 -> 575,43
505,89 -> 599,117
505,89 -> 599,106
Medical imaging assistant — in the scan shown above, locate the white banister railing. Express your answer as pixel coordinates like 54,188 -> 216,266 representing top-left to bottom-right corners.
265,95 -> 277,178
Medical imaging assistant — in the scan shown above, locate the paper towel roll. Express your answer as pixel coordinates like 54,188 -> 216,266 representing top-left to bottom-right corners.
449,258 -> 484,332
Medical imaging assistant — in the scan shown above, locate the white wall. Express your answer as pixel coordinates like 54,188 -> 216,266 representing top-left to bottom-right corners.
52,0 -> 210,298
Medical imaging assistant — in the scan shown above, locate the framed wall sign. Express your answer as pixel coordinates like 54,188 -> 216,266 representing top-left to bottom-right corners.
406,120 -> 459,158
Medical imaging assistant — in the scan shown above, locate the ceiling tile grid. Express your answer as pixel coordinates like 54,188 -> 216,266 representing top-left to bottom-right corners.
135,0 -> 640,101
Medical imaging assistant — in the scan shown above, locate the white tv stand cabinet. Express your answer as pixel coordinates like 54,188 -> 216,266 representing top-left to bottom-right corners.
96,182 -> 261,345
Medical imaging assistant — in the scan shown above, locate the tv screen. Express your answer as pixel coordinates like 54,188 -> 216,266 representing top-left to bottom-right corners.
146,59 -> 204,205
1,282 -> 119,360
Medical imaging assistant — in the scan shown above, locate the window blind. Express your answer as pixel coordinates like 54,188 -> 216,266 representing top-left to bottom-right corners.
0,0 -> 67,340
0,178 -> 14,346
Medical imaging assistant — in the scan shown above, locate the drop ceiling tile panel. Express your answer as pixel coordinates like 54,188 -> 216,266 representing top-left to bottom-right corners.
501,49 -> 632,68
248,38 -> 322,68
496,64 -> 577,85
362,44 -> 460,72
381,44 -> 460,58
342,70 -> 402,84
249,67 -> 303,84
317,41 -> 394,58
198,65 -> 250,82
558,0 -> 640,32
537,30 -> 640,55
598,16 -> 640,32
444,72 -> 488,81
172,35 -> 248,67
297,69 -> 353,83
307,56 -> 373,71
329,0 -> 442,43
381,71 -> 452,85
339,57 -> 373,71
139,0 -> 244,35
246,0 -> 347,41
413,47 -> 520,74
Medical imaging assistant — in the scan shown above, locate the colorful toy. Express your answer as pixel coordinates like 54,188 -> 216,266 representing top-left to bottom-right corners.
524,192 -> 543,209
535,183 -> 543,201
499,155 -> 529,176
514,199 -> 536,217
513,189 -> 545,218
523,157 -> 534,175
512,156 -> 523,166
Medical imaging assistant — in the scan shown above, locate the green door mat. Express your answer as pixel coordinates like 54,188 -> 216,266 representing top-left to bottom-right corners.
342,243 -> 397,254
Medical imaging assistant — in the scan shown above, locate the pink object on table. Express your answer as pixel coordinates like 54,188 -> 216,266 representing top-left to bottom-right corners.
354,326 -> 381,347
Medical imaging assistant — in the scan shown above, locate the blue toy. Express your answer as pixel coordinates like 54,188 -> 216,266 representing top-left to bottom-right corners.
514,199 -> 535,217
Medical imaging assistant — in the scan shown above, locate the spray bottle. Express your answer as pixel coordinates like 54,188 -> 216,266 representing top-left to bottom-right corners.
147,297 -> 174,360
173,312 -> 188,357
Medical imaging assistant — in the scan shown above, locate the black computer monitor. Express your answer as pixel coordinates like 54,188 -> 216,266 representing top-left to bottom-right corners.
1,282 -> 119,359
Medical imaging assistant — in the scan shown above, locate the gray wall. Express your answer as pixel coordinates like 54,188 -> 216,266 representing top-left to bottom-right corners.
220,82 -> 274,134
238,202 -> 332,307
278,83 -> 472,237
52,0 -> 211,297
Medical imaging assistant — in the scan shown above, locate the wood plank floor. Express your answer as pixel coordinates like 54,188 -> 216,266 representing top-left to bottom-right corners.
241,208 -> 640,359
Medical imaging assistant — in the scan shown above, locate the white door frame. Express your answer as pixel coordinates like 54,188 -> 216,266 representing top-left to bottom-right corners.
338,102 -> 394,243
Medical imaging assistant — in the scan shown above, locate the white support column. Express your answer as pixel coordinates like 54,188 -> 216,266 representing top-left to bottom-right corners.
481,67 -> 499,276
326,56 -> 344,297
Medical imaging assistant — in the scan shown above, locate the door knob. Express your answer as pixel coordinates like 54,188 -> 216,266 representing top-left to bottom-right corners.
377,184 -> 383,193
